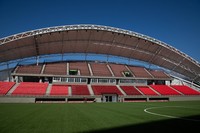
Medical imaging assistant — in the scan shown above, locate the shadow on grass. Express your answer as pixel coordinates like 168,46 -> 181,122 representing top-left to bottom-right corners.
85,115 -> 200,133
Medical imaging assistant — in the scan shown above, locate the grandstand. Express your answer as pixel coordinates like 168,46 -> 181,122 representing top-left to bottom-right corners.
0,24 -> 200,103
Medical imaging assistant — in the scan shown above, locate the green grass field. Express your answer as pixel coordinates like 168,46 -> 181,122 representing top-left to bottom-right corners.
0,101 -> 200,133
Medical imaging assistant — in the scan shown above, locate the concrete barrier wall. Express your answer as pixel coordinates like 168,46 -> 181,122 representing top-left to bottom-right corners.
169,96 -> 200,101
0,96 -> 200,103
0,97 -> 35,103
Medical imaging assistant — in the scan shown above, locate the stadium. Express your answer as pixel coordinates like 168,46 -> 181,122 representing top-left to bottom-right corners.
0,24 -> 200,132
0,24 -> 200,103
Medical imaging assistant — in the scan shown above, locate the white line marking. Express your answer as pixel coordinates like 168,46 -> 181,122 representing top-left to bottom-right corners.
144,106 -> 200,122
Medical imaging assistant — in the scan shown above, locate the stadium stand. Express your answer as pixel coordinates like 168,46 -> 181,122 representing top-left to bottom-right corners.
120,86 -> 142,95
136,86 -> 159,95
148,70 -> 170,79
43,62 -> 67,75
150,85 -> 181,95
16,65 -> 42,74
50,85 -> 68,96
171,85 -> 200,95
109,64 -> 129,77
14,62 -> 173,80
12,82 -> 48,95
71,85 -> 90,95
90,63 -> 112,76
0,81 -> 15,95
0,25 -> 200,103
69,62 -> 90,76
128,66 -> 153,78
92,85 -> 123,95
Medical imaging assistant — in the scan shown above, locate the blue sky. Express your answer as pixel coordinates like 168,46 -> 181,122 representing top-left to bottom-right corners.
0,0 -> 199,62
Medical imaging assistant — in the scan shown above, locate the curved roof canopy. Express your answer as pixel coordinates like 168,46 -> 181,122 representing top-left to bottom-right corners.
0,24 -> 199,82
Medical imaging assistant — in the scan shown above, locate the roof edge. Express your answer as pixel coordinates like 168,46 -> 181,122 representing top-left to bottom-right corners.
0,24 -> 199,66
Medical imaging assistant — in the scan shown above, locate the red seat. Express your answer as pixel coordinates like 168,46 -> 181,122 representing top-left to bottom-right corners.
137,86 -> 158,95
120,86 -> 142,95
71,85 -> 90,95
50,85 -> 68,96
12,82 -> 48,96
171,85 -> 200,95
0,81 -> 15,95
92,85 -> 123,95
150,85 -> 181,95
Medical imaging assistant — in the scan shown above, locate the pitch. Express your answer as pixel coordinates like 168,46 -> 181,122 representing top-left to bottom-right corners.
0,101 -> 200,133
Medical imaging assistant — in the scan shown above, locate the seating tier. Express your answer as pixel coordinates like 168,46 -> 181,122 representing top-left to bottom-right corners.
71,85 -> 90,95
69,62 -> 90,76
120,86 -> 142,95
150,85 -> 181,95
171,85 -> 200,95
90,63 -> 112,76
109,64 -> 128,77
50,85 -> 68,96
12,82 -> 48,95
16,65 -> 42,74
137,86 -> 159,95
92,85 -> 123,95
0,82 -> 15,95
128,66 -> 152,78
43,63 -> 67,75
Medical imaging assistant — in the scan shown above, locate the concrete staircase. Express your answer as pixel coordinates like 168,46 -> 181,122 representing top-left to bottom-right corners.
45,84 -> 52,96
116,85 -> 126,96
87,84 -> 94,96
6,83 -> 20,95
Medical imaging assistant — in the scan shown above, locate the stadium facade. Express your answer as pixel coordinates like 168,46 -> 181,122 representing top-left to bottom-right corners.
0,24 -> 200,103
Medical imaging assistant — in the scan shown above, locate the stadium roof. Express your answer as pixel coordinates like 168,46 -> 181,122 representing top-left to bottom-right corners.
0,24 -> 199,83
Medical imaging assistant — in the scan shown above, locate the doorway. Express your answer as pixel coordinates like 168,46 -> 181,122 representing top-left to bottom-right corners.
102,94 -> 118,102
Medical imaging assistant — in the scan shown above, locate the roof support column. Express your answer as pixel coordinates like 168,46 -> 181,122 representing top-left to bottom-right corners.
85,53 -> 88,61
36,56 -> 39,66
6,63 -> 10,81
34,35 -> 40,65
106,55 -> 109,63
61,54 -> 64,61
61,31 -> 64,60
